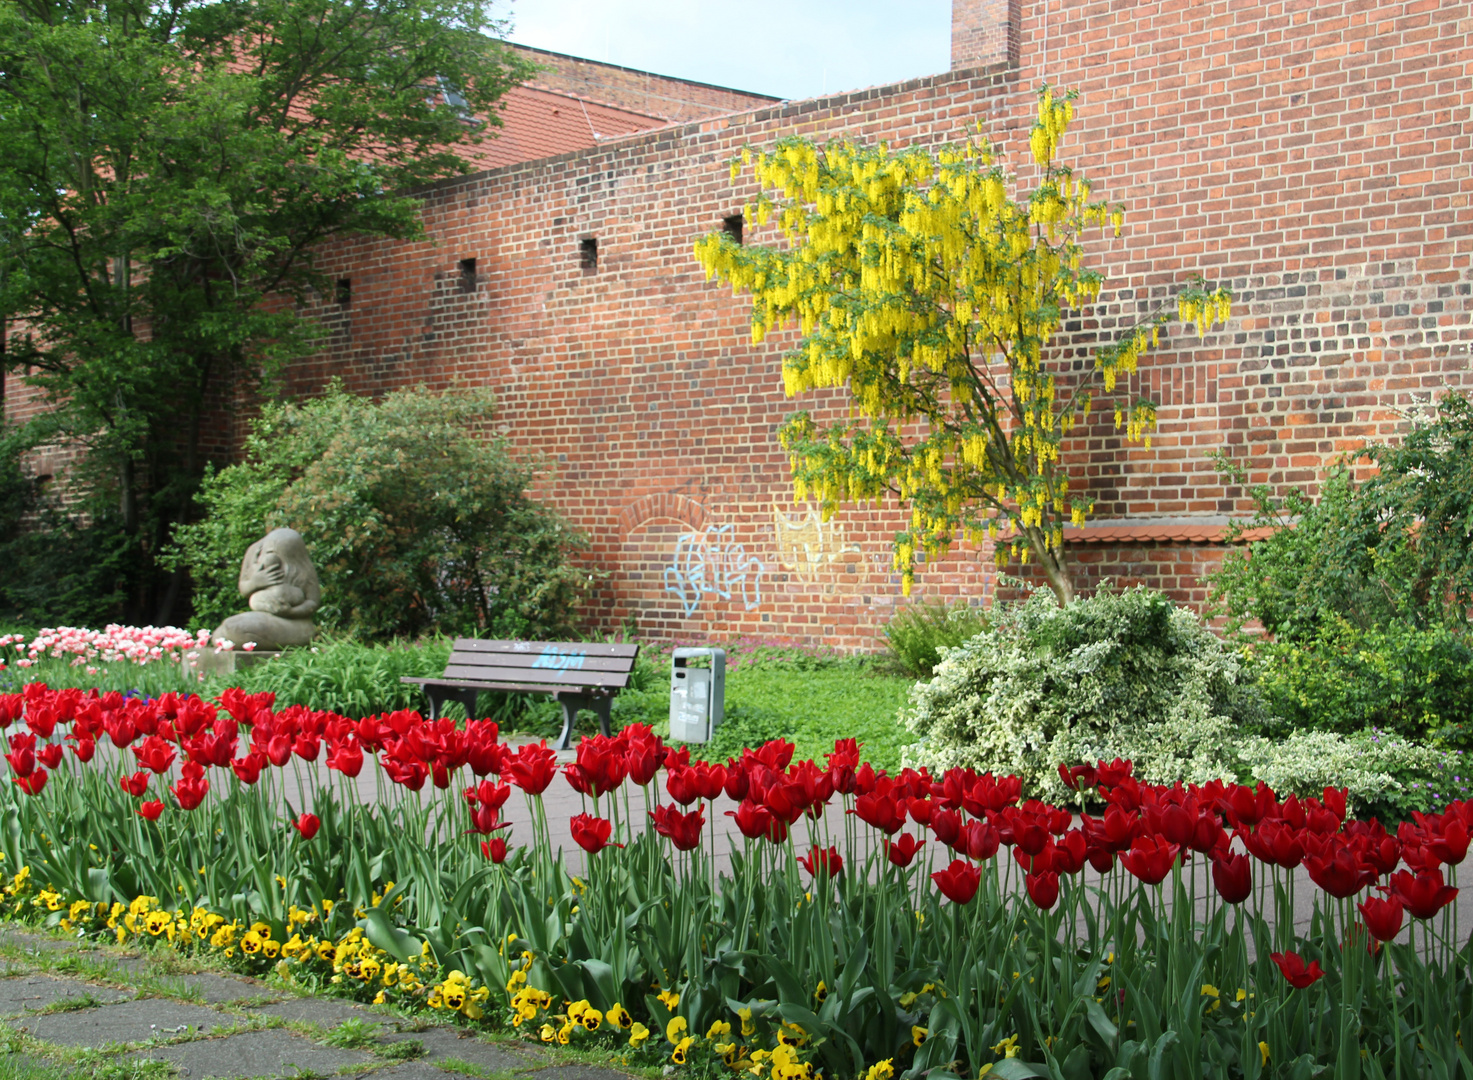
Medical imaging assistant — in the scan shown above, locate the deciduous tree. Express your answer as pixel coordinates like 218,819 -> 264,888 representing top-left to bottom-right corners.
695,87 -> 1231,603
0,0 -> 533,621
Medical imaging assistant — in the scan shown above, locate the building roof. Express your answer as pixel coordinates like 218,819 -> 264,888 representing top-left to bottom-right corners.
462,85 -> 668,171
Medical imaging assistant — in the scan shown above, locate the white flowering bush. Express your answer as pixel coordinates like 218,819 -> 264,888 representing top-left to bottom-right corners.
902,587 -> 1268,800
1235,729 -> 1471,819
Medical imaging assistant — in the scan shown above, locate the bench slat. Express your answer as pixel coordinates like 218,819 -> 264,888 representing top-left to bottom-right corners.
444,651 -> 634,675
436,663 -> 630,689
402,677 -> 612,697
452,639 -> 639,660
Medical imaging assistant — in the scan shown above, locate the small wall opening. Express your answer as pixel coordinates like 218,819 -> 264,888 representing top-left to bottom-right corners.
580,237 -> 598,273
334,278 -> 351,306
458,257 -> 477,294
722,214 -> 744,245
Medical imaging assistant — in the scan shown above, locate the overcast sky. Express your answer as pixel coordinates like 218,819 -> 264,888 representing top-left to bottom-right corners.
502,0 -> 953,102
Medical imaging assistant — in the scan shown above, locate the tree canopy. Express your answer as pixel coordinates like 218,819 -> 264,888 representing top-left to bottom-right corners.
694,86 -> 1231,603
0,0 -> 533,623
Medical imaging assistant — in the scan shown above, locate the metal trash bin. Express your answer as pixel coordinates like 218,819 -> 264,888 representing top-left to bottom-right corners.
669,648 -> 725,743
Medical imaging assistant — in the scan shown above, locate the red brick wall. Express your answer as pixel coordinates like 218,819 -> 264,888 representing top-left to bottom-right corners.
510,45 -> 781,123
8,0 -> 1470,646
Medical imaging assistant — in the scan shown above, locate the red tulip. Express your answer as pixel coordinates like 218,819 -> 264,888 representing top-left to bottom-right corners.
481,837 -> 509,862
570,813 -> 622,854
930,807 -> 963,849
624,735 -> 664,787
231,751 -> 268,785
1425,820 -> 1470,867
573,735 -> 628,797
0,694 -> 21,728
36,743 -> 64,770
1094,758 -> 1134,788
171,761 -> 209,811
4,733 -> 36,778
1387,868 -> 1459,920
853,792 -> 906,835
1025,870 -> 1060,911
1119,835 -> 1179,886
650,804 -> 705,851
139,799 -> 165,821
665,766 -> 700,806
723,759 -> 750,801
1358,896 -> 1404,942
1304,840 -> 1377,899
886,833 -> 926,867
1057,762 -> 1096,791
1270,951 -> 1324,989
120,771 -> 150,797
503,742 -> 558,795
931,859 -> 981,904
12,768 -> 47,796
1210,851 -> 1252,904
963,820 -> 1002,862
326,741 -> 364,778
293,813 -> 321,840
797,844 -> 843,879
133,734 -> 177,775
68,736 -> 96,764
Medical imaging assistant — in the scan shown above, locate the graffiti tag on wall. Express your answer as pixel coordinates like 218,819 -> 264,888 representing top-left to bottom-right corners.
663,524 -> 764,617
772,504 -> 862,580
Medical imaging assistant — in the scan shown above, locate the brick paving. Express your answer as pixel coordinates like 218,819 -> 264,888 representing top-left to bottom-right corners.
0,927 -> 637,1080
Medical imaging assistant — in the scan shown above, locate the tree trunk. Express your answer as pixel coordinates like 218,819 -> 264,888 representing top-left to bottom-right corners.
1027,527 -> 1076,606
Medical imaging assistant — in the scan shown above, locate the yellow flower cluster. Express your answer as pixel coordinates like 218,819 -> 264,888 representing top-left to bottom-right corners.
427,969 -> 489,1019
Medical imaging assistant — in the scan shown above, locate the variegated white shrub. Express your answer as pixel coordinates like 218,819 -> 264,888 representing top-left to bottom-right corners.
901,586 -> 1266,800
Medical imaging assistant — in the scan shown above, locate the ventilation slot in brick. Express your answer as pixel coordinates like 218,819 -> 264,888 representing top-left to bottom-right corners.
580,237 -> 598,274
458,258 -> 477,294
335,278 -> 351,306
722,214 -> 744,245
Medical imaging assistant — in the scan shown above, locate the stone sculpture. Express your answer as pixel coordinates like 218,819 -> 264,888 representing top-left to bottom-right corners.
212,528 -> 320,650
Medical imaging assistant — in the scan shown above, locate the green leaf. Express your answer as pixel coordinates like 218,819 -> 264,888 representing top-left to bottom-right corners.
360,906 -> 422,965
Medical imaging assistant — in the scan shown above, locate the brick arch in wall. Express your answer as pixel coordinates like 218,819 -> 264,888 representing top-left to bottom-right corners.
616,494 -> 707,537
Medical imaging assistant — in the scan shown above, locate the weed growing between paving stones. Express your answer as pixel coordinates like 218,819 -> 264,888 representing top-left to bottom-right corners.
4,684 -> 1473,1075
326,1017 -> 384,1050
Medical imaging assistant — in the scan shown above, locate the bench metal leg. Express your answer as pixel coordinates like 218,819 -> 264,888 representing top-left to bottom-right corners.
423,686 -> 478,721
553,693 -> 612,751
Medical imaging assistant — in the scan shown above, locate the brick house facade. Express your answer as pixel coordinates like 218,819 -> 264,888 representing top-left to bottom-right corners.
5,0 -> 1470,648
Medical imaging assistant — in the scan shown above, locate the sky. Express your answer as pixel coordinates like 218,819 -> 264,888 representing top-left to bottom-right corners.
501,0 -> 953,102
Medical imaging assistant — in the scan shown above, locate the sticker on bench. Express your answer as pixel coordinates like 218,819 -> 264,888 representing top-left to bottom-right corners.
532,646 -> 587,671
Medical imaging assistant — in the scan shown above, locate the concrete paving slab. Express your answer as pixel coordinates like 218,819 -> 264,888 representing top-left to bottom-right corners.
7,997 -> 230,1046
0,975 -> 130,1017
370,1064 -> 465,1080
170,972 -> 278,1005
0,931 -> 71,954
131,1028 -> 375,1078
381,1027 -> 542,1072
254,995 -> 387,1028
75,952 -> 154,977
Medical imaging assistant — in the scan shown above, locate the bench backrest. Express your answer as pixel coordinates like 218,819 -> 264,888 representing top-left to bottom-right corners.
441,639 -> 640,692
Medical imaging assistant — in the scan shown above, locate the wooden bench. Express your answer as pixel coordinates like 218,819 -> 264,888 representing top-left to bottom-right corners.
402,639 -> 640,750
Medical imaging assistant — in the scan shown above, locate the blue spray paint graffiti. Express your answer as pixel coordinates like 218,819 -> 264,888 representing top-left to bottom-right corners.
662,524 -> 763,617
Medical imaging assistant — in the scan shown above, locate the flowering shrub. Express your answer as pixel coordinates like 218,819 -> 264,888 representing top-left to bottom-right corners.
0,626 -> 211,693
2,681 -> 1472,1076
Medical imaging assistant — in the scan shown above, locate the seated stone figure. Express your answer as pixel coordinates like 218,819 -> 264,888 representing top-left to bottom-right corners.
212,528 -> 320,650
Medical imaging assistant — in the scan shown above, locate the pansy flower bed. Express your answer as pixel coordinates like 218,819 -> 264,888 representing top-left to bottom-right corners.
1,682 -> 1471,1077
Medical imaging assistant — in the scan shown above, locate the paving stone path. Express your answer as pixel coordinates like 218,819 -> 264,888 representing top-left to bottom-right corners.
0,926 -> 638,1080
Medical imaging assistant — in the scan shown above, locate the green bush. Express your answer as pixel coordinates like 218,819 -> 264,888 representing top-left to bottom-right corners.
208,635 -> 556,728
1211,393 -> 1473,639
882,597 -> 989,676
1253,618 -> 1473,747
166,385 -> 592,640
903,586 -> 1268,798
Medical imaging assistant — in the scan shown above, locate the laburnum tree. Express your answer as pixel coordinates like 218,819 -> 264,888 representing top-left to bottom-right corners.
0,0 -> 533,623
694,87 -> 1232,604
